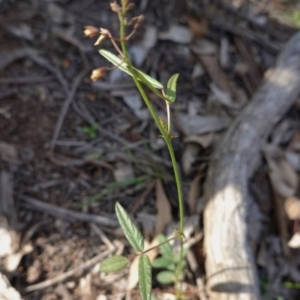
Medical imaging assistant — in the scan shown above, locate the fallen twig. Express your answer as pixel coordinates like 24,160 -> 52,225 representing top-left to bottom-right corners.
21,195 -> 119,227
50,68 -> 89,151
0,76 -> 54,84
25,247 -> 113,292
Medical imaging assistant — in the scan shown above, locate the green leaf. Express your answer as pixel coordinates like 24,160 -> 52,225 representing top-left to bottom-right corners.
99,255 -> 128,273
115,202 -> 144,252
156,271 -> 175,285
138,255 -> 152,300
99,49 -> 163,89
152,257 -> 174,269
166,263 -> 176,271
173,247 -> 189,263
157,235 -> 172,257
166,73 -> 179,103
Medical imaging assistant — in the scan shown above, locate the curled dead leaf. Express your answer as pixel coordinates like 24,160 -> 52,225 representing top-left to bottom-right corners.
182,143 -> 200,175
188,174 -> 202,213
155,180 -> 172,235
263,144 -> 298,198
158,25 -> 192,44
288,232 -> 300,248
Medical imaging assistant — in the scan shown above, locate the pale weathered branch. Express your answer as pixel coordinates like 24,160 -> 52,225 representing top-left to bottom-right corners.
204,31 -> 300,300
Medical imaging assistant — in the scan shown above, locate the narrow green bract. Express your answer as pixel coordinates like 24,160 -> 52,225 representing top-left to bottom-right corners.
99,49 -> 163,89
166,73 -> 179,103
138,255 -> 152,300
99,255 -> 128,273
115,202 -> 144,252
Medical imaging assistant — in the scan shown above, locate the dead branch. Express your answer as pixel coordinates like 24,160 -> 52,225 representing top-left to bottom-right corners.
204,31 -> 300,300
21,195 -> 119,227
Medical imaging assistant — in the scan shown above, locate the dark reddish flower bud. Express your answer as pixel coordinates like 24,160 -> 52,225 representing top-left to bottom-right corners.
133,15 -> 145,31
125,3 -> 134,11
90,67 -> 108,81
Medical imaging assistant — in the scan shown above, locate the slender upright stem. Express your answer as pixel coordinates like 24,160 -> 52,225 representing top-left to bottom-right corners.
119,3 -> 184,296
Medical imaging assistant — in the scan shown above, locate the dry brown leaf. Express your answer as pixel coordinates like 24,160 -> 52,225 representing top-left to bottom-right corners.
155,180 -> 172,235
191,63 -> 205,79
121,91 -> 149,121
7,24 -> 34,41
0,217 -> 13,258
284,196 -> 300,220
127,238 -> 159,290
141,26 -> 157,50
285,150 -> 300,171
158,25 -> 192,44
219,37 -> 230,69
195,54 -> 233,95
182,144 -> 200,176
188,174 -> 202,213
190,39 -> 218,55
178,113 -> 230,135
184,133 -> 215,148
113,162 -> 134,181
137,212 -> 156,239
184,14 -> 208,37
0,142 -> 19,164
210,83 -> 235,108
263,144 -> 298,198
288,232 -> 300,248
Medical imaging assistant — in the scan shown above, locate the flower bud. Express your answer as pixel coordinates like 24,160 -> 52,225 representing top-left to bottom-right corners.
91,67 -> 108,82
83,26 -> 100,37
133,15 -> 145,31
94,35 -> 105,46
110,1 -> 121,13
126,3 -> 134,11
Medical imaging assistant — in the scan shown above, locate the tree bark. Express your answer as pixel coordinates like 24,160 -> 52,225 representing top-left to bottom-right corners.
204,31 -> 300,300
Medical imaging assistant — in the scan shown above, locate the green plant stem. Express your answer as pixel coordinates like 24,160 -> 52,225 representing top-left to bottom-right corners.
141,236 -> 176,255
119,4 -> 184,296
119,7 -> 184,235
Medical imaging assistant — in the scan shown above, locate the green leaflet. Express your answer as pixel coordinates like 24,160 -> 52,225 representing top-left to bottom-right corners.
157,234 -> 173,257
99,49 -> 163,89
99,255 -> 128,273
138,255 -> 152,300
156,271 -> 175,285
152,256 -> 174,269
173,247 -> 189,263
166,73 -> 179,103
115,202 -> 144,252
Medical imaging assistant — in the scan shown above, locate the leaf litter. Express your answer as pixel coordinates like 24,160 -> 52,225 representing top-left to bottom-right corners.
1,0 -> 300,299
